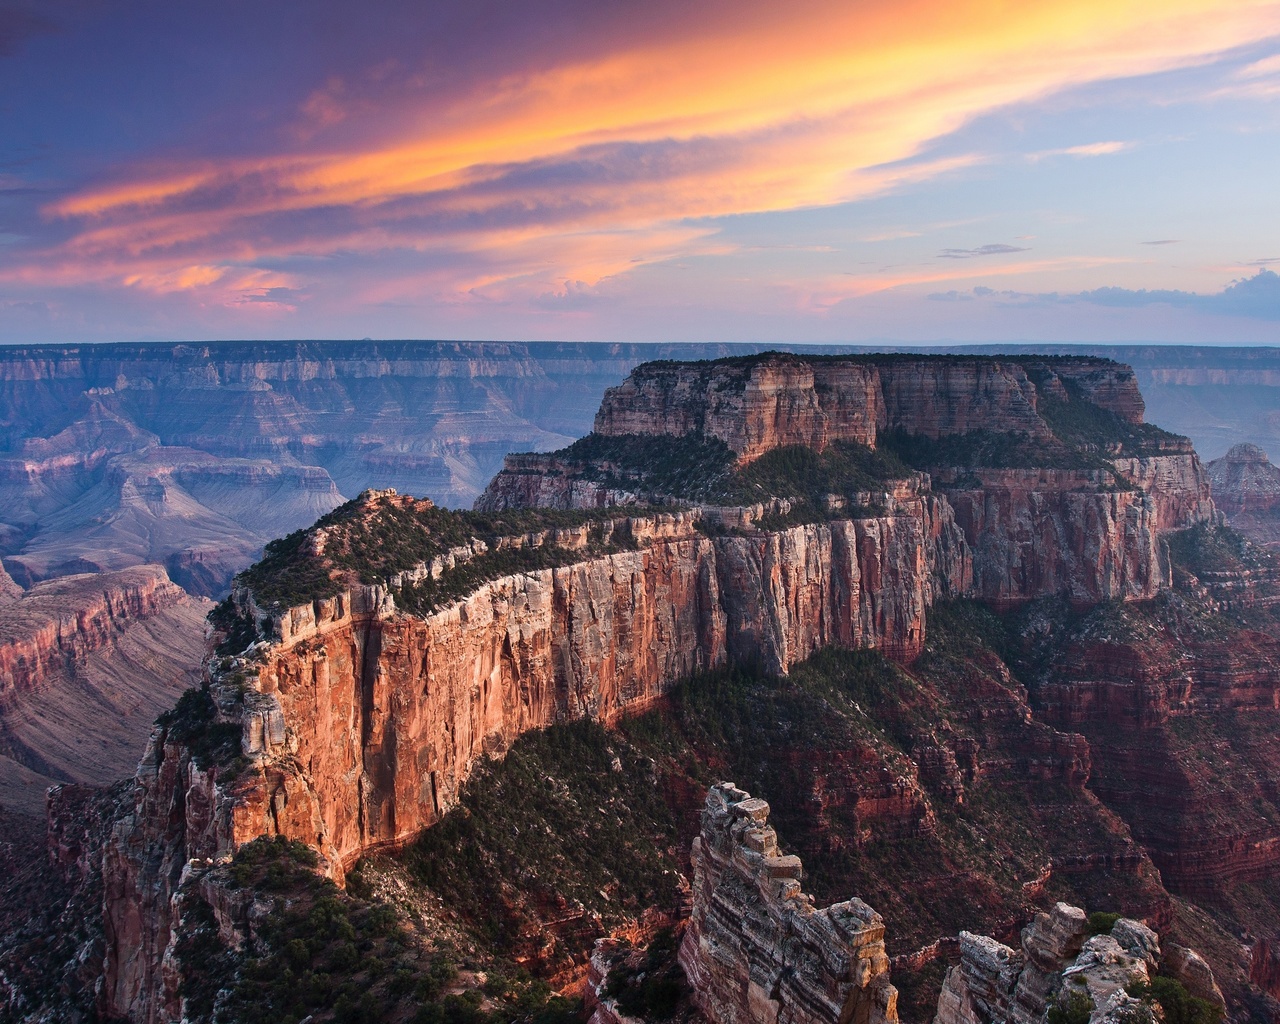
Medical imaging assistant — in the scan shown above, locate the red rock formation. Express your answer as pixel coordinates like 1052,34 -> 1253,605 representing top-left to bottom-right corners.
941,469 -> 1169,608
1033,601 -> 1280,901
678,782 -> 899,1024
96,355 -> 1219,1023
590,355 -> 1136,461
101,499 -> 970,1021
591,355 -> 1148,461
592,357 -> 881,461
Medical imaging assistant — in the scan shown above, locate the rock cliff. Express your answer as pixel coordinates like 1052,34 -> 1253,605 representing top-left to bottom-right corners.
933,903 -> 1222,1024
0,565 -> 209,815
678,782 -> 899,1024
100,493 -> 972,1020
483,353 -> 1214,608
588,355 -> 1146,461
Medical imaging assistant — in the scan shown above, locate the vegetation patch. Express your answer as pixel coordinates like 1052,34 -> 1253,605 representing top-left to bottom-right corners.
156,686 -> 244,772
209,595 -> 260,657
1126,976 -> 1223,1024
1167,523 -> 1259,577
405,719 -> 684,954
545,432 -> 737,500
176,837 -> 580,1024
600,929 -> 690,1020
233,492 -> 655,612
394,533 -> 635,617
1037,378 -> 1181,458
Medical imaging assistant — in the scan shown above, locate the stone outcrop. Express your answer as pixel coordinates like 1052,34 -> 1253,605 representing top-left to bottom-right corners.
1164,943 -> 1226,1013
933,905 -> 1188,1024
0,560 -> 20,601
1207,443 -> 1280,547
1207,444 -> 1280,517
678,782 -> 899,1024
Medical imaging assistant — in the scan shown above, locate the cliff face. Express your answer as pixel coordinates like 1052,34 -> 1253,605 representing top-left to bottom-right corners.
591,355 -> 1146,460
0,565 -> 209,815
593,359 -> 882,461
102,497 -> 969,1021
679,783 -> 899,1024
940,470 -> 1167,607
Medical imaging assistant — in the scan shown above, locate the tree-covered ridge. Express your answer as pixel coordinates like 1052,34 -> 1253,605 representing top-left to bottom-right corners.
539,432 -> 911,510
232,492 -> 655,612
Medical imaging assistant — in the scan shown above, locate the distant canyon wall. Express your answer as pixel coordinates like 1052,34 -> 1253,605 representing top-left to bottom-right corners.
0,565 -> 207,815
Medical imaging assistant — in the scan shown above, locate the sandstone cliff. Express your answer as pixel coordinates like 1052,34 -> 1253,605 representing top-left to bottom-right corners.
678,782 -> 899,1024
483,354 -> 1214,609
100,493 -> 972,1020
587,355 -> 1146,460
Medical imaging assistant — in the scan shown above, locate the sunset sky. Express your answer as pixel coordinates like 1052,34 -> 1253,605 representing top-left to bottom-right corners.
3,0 -> 1280,344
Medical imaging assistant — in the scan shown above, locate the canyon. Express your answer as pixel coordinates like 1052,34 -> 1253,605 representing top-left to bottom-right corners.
0,341 -> 1274,598
7,348 -> 1280,1024
90,353 -> 1234,1024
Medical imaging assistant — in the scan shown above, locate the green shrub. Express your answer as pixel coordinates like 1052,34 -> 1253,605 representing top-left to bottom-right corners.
1126,977 -> 1223,1024
1048,988 -> 1094,1024
1087,911 -> 1121,936
155,687 -> 243,771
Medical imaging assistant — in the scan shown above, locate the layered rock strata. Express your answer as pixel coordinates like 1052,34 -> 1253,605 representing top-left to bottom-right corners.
481,354 -> 1216,608
1207,443 -> 1280,547
0,565 -> 208,814
678,782 -> 899,1024
98,354 -> 1222,1022
588,355 -> 1145,461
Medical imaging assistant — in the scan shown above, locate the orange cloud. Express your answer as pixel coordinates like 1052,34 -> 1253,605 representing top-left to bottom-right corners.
29,0 -> 1280,301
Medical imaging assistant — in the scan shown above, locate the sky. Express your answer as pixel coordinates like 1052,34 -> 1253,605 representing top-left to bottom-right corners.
2,0 -> 1280,345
